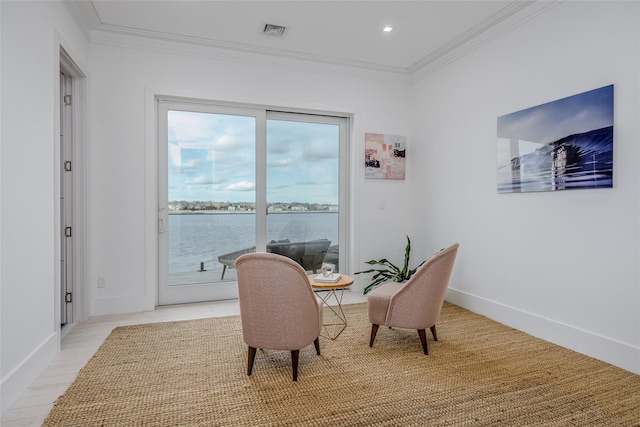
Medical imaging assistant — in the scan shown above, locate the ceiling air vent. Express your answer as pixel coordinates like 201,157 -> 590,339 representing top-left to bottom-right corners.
263,24 -> 287,37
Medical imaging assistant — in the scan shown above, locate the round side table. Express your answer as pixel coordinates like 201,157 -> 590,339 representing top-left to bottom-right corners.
308,274 -> 354,340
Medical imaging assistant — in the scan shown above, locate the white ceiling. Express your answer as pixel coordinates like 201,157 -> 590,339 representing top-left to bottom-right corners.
66,1 -> 540,74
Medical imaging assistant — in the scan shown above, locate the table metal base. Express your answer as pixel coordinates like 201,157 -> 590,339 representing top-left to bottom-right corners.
315,288 -> 348,340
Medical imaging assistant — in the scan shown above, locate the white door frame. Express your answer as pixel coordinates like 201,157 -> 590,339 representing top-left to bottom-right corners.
154,96 -> 350,306
57,47 -> 88,334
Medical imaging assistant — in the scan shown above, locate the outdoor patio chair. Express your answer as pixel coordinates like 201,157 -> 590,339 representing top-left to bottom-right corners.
217,239 -> 331,279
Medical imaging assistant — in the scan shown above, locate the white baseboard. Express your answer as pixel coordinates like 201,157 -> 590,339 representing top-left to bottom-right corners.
90,295 -> 155,317
1,332 -> 58,416
445,288 -> 640,375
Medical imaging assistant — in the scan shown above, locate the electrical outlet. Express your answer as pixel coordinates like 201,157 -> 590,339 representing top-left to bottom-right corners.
97,276 -> 106,288
379,200 -> 385,210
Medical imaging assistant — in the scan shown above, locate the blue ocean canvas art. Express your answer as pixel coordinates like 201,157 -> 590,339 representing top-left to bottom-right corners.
497,85 -> 613,193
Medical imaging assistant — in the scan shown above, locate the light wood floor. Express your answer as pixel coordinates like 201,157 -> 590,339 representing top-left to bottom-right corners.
1,291 -> 367,426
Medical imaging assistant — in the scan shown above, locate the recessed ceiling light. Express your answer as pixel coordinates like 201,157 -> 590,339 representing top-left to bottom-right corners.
383,26 -> 393,32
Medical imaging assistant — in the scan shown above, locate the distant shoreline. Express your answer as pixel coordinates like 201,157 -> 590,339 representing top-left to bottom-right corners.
168,210 -> 336,215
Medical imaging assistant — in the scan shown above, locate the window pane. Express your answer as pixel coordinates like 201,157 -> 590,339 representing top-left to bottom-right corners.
266,119 -> 340,272
167,110 -> 256,285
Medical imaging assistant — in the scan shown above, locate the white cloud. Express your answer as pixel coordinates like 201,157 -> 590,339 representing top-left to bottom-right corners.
188,176 -> 212,185
268,158 -> 294,167
224,180 -> 255,191
213,134 -> 240,152
181,158 -> 201,169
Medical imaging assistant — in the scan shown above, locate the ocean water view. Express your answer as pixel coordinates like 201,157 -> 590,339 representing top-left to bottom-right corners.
169,212 -> 339,277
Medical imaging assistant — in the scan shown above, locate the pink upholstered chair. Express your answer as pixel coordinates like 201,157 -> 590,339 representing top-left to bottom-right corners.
235,252 -> 323,381
367,243 -> 459,355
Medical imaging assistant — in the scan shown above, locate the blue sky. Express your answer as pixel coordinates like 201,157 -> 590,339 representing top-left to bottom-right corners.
167,111 -> 339,204
498,85 -> 613,144
497,85 -> 614,163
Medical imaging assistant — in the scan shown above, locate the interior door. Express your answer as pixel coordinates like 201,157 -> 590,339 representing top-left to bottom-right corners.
60,71 -> 73,325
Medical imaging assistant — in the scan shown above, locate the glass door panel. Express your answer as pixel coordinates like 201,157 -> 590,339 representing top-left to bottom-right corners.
158,104 -> 259,305
266,115 -> 341,274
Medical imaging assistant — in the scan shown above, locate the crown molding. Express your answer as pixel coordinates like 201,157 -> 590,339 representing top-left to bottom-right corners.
64,0 -> 100,41
65,0 -> 562,82
89,30 -> 413,85
93,23 -> 411,75
409,0 -> 564,82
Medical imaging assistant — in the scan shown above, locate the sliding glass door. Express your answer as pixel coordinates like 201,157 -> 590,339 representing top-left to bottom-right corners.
158,99 -> 348,305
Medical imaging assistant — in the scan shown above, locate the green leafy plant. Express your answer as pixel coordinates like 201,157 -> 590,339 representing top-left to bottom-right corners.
355,235 -> 426,295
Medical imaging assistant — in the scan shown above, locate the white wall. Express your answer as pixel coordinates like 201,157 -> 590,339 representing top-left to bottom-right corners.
86,35 -> 413,315
410,1 -> 640,374
0,0 -> 89,414
3,0 -> 638,417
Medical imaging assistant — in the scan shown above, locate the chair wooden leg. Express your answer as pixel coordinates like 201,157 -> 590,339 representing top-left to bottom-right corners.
291,350 -> 300,381
313,337 -> 320,355
370,324 -> 379,347
418,329 -> 428,355
247,346 -> 257,376
430,325 -> 438,341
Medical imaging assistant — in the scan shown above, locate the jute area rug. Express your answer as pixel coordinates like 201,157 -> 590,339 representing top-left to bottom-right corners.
43,302 -> 640,426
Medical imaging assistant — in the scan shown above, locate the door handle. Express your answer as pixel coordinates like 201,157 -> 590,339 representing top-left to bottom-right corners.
158,207 -> 167,233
